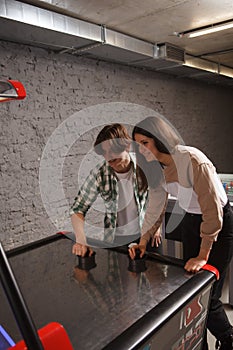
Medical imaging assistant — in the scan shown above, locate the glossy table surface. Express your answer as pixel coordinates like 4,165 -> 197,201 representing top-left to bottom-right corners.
1,236 -> 195,349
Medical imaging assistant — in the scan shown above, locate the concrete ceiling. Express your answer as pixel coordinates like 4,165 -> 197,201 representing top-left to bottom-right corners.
1,0 -> 233,86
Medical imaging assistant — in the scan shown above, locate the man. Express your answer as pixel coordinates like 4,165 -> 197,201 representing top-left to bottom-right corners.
70,123 -> 151,257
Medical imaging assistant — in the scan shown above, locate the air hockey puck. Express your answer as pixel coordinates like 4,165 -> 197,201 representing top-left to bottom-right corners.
128,250 -> 147,273
77,251 -> 97,271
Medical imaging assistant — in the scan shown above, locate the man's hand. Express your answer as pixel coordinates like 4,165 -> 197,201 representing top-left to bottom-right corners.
72,243 -> 93,257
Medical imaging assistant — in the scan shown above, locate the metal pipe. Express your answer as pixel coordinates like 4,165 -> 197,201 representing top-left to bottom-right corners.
0,241 -> 44,350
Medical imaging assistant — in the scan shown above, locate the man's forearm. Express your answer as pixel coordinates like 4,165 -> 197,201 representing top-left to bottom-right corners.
71,213 -> 87,245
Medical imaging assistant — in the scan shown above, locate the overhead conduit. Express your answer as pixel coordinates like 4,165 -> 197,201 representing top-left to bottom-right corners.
0,0 -> 233,85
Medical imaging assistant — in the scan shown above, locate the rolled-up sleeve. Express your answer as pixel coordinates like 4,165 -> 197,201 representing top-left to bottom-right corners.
70,170 -> 99,216
192,161 -> 223,248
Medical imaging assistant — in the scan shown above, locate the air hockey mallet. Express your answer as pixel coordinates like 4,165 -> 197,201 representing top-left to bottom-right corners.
57,231 -> 98,270
58,231 -> 219,279
128,243 -> 220,279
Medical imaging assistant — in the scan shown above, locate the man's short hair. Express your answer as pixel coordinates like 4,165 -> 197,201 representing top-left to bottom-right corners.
94,123 -> 131,155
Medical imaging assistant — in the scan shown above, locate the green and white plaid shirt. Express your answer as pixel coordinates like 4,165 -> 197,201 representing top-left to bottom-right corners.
70,153 -> 148,243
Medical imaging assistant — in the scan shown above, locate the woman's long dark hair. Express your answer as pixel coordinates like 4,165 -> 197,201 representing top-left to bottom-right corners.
132,116 -> 183,188
135,153 -> 164,189
132,116 -> 183,154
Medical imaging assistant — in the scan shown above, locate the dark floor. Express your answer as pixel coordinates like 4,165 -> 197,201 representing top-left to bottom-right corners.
207,273 -> 233,348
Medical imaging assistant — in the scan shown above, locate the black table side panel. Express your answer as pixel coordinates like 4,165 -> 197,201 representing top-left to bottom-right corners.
103,271 -> 215,350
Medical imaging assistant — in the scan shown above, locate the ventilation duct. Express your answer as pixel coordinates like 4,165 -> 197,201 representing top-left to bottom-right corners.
75,27 -> 155,64
0,0 -> 233,86
0,0 -> 103,50
156,43 -> 185,63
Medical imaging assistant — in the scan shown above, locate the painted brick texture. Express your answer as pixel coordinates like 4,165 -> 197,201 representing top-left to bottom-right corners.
0,40 -> 232,250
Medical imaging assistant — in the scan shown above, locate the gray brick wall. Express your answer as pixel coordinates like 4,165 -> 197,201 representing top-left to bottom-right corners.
0,40 -> 232,250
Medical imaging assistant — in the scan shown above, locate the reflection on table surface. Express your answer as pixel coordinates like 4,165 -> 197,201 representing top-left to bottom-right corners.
1,237 -> 191,349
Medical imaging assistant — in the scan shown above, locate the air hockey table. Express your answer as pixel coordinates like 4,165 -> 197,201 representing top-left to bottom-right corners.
0,233 -> 219,350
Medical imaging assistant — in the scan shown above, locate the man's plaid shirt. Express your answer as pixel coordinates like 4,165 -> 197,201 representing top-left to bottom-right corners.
70,154 -> 148,243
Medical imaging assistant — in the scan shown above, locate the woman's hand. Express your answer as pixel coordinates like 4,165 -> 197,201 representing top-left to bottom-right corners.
184,256 -> 207,273
128,243 -> 146,259
72,243 -> 93,257
151,230 -> 162,247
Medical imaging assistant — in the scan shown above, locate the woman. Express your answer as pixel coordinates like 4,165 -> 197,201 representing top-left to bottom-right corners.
129,116 -> 233,350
